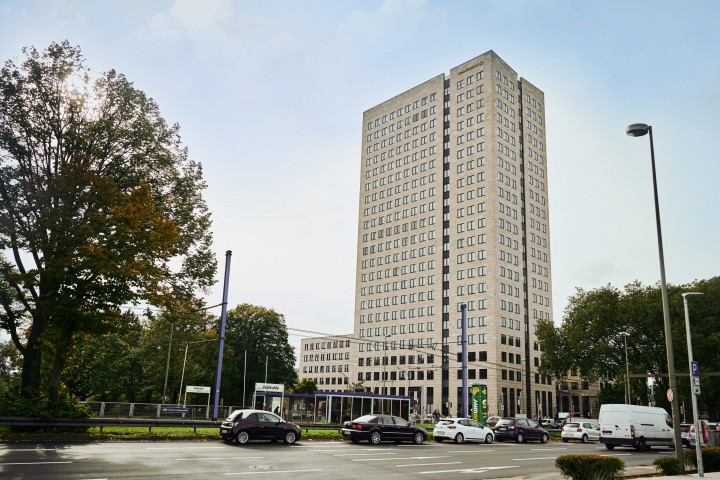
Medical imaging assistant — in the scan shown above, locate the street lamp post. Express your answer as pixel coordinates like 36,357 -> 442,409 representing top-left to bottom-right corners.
162,322 -> 175,403
682,292 -> 704,477
620,331 -> 631,404
383,335 -> 391,395
626,123 -> 683,468
179,338 -> 217,406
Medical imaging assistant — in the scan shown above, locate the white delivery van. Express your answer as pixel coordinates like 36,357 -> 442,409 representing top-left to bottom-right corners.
599,404 -> 674,450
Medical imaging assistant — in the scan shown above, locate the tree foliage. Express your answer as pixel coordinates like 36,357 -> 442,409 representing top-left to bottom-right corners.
538,277 -> 720,418
0,41 -> 216,409
220,304 -> 298,406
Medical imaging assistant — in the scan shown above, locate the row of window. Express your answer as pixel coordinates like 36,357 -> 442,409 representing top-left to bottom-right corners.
366,93 -> 438,131
304,340 -> 351,350
358,338 -> 435,352
301,364 -> 350,374
302,352 -> 351,362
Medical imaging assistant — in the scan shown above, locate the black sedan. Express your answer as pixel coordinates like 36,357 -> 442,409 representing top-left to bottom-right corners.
493,417 -> 549,443
220,409 -> 301,445
342,414 -> 427,445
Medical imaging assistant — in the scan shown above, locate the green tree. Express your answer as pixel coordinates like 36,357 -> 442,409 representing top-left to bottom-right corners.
0,41 -> 216,409
220,304 -> 298,406
538,278 -> 720,418
291,378 -> 317,394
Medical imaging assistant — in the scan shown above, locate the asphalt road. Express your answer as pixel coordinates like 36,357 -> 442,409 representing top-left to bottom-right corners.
0,438 -> 674,479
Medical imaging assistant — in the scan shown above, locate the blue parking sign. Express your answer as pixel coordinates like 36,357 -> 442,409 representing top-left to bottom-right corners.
691,361 -> 700,378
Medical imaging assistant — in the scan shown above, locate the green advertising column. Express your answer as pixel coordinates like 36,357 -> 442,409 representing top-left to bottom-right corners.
472,384 -> 488,425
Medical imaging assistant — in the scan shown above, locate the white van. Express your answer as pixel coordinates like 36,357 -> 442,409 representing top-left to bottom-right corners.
598,404 -> 674,450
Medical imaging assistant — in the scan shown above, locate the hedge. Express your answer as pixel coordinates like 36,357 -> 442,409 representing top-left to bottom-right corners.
555,455 -> 624,480
686,447 -> 720,472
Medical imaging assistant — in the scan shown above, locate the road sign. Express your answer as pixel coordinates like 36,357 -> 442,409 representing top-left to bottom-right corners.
692,377 -> 700,386
666,388 -> 674,402
186,385 -> 211,394
693,386 -> 701,395
691,361 -> 700,378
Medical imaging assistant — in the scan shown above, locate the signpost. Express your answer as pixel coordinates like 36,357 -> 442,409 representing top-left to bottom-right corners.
184,385 -> 211,418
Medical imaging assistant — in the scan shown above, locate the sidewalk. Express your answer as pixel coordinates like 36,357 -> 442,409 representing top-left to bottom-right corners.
515,465 -> 720,479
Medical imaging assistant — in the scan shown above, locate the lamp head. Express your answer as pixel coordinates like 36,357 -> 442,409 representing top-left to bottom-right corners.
682,292 -> 704,299
626,123 -> 650,137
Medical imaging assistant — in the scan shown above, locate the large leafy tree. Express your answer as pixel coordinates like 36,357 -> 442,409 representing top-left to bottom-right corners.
538,277 -> 720,419
0,41 -> 216,406
220,304 -> 298,406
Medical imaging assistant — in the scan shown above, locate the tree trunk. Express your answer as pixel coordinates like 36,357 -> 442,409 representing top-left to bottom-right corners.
20,342 -> 42,399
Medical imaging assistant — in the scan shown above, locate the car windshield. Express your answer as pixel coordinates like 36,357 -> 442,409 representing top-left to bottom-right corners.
352,415 -> 376,423
681,425 -> 691,432
565,423 -> 579,428
496,419 -> 514,426
437,420 -> 455,425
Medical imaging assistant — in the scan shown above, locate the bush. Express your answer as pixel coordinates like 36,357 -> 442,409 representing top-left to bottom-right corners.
686,447 -> 720,472
555,455 -> 624,480
654,456 -> 683,475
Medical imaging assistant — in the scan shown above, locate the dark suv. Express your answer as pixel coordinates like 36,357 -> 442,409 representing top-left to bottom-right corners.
220,409 -> 301,445
493,417 -> 549,443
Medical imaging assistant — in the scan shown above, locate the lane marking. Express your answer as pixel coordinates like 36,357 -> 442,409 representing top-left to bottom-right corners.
418,465 -> 516,474
333,452 -> 396,456
225,469 -> 322,475
531,448 -> 564,451
397,461 -> 462,467
352,455 -> 448,462
6,449 -> 57,452
446,449 -> 494,453
513,456 -> 557,461
146,446 -> 225,450
0,461 -> 72,466
174,457 -> 264,460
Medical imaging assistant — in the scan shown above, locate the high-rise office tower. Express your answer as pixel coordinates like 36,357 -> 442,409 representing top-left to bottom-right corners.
354,50 -> 554,418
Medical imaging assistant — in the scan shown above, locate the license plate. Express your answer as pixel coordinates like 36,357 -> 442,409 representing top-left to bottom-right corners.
436,430 -> 445,435
221,428 -> 229,434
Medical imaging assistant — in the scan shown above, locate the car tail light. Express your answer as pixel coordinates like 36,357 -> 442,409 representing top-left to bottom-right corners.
448,426 -> 456,429
509,425 -> 515,430
352,423 -> 363,430
630,425 -> 636,438
577,428 -> 582,432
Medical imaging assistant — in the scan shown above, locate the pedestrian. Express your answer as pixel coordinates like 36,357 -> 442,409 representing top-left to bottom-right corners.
433,409 -> 440,424
274,406 -> 280,415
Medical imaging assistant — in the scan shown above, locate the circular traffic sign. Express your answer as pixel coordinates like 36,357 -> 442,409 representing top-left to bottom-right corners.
667,388 -> 674,402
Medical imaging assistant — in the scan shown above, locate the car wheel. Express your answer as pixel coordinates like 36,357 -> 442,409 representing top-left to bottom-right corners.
284,431 -> 297,445
413,432 -> 425,445
562,438 -> 569,443
581,434 -> 588,444
454,432 -> 465,444
236,431 -> 250,445
541,433 -> 549,444
605,444 -> 615,450
369,430 -> 382,445
484,433 -> 493,444
516,433 -> 525,443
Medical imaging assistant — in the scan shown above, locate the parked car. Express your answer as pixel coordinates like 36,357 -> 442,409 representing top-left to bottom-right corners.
220,409 -> 301,445
433,418 -> 494,444
486,416 -> 501,428
493,417 -> 549,443
540,418 -> 555,429
599,404 -> 673,450
562,421 -> 600,443
690,420 -> 710,447
681,423 -> 692,446
341,414 -> 426,445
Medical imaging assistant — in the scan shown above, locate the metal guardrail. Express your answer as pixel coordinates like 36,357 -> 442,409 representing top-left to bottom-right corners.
0,417 -> 345,433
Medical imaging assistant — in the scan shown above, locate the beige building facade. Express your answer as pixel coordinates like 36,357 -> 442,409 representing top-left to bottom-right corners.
300,50 -> 555,419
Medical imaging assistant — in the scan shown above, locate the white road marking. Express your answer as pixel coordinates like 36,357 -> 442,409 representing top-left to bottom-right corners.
146,446 -> 225,450
352,455 -> 448,462
174,457 -> 264,460
417,465 -> 516,474
513,456 -> 557,461
333,452 -> 396,456
531,448 -> 565,451
601,453 -> 632,456
446,449 -> 494,453
396,461 -> 462,467
0,461 -> 72,466
225,469 -> 322,475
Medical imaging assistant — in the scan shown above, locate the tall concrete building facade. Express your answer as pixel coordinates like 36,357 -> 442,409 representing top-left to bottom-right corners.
300,50 -> 554,419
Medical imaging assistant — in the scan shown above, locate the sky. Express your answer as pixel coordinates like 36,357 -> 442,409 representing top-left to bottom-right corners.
1,0 -> 719,352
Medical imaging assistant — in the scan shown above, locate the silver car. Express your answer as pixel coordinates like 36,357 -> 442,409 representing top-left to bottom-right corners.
561,421 -> 600,443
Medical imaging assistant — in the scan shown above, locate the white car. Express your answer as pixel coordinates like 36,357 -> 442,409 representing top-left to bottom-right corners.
689,420 -> 710,447
433,417 -> 494,444
562,420 -> 600,443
